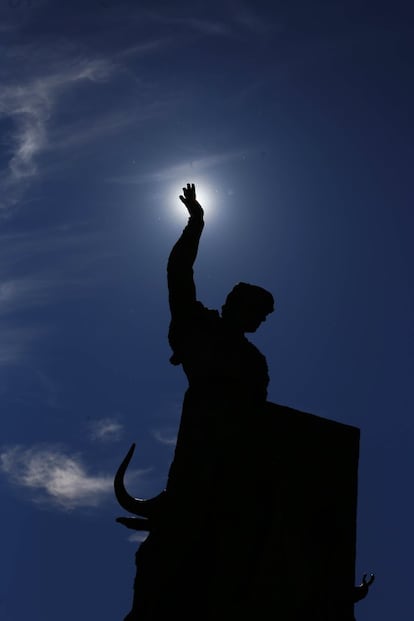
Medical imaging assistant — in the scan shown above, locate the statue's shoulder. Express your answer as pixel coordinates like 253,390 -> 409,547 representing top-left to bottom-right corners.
193,301 -> 220,324
169,301 -> 219,332
168,301 -> 220,366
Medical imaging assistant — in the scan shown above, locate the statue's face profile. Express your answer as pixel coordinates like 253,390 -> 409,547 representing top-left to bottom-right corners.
236,304 -> 271,333
221,282 -> 274,333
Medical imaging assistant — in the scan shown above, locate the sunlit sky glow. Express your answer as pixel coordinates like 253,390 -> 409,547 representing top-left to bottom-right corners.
1,2 -> 413,621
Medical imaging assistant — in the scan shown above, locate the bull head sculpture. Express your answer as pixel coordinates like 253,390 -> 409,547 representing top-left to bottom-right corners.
114,443 -> 166,531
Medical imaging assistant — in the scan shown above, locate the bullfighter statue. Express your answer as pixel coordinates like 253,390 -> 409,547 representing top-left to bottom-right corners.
115,183 -> 374,620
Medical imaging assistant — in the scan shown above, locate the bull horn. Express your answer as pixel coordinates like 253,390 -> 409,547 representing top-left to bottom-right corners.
114,443 -> 165,518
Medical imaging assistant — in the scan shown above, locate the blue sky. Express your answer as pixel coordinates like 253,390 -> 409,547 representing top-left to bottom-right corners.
1,1 -> 413,619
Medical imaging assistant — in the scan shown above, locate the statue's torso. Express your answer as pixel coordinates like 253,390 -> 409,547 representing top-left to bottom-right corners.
168,301 -> 269,404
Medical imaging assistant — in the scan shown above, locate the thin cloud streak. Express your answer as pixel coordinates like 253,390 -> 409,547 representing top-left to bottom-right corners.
232,0 -> 278,36
108,149 -> 254,185
0,269 -> 104,318
0,445 -> 113,510
46,99 -> 172,153
116,37 -> 174,60
0,278 -> 54,315
47,112 -> 135,151
0,226 -> 107,271
0,225 -> 121,366
152,428 -> 177,447
158,16 -> 229,36
138,10 -> 231,37
134,6 -> 278,40
90,418 -> 124,442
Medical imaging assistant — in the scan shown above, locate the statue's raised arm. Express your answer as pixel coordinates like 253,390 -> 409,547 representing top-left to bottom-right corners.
167,183 -> 204,322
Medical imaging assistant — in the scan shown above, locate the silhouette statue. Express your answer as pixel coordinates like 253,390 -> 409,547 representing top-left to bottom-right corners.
115,184 -> 374,620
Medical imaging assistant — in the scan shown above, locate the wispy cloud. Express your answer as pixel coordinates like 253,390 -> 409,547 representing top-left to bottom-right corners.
108,149 -> 254,185
47,111 -> 135,151
232,1 -> 277,36
138,10 -> 230,37
45,94 -> 174,155
0,226 -> 107,273
115,37 -> 174,60
0,445 -> 114,509
0,32 -> 185,212
152,428 -> 177,447
0,225 -> 118,366
0,272 -> 77,365
90,417 -> 124,442
0,57 -> 113,211
0,277 -> 54,315
136,5 -> 277,40
158,16 -> 229,37
0,272 -> 53,365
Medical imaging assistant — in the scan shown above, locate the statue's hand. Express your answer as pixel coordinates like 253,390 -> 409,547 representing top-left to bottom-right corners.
179,183 -> 204,219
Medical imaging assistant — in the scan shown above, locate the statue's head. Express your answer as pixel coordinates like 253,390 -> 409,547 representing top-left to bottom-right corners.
221,282 -> 274,333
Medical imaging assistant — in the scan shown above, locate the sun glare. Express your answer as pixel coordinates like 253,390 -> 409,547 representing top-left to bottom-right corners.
166,178 -> 217,223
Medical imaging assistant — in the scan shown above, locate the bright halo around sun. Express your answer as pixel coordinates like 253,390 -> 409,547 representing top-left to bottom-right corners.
166,178 -> 217,223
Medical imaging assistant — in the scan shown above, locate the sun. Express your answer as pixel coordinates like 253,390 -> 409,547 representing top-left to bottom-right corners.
166,178 -> 217,223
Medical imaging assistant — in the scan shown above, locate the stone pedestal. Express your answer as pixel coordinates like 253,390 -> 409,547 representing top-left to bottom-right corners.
247,402 -> 359,620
